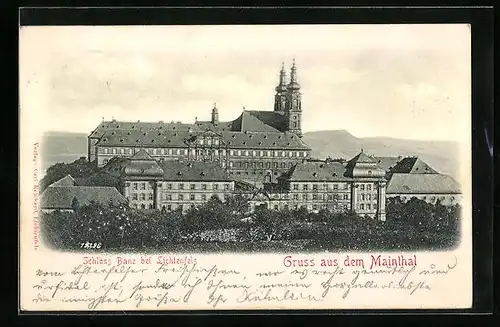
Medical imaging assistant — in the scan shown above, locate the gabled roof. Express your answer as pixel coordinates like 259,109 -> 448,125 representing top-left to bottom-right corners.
371,156 -> 402,172
348,151 -> 375,164
390,157 -> 439,174
157,161 -> 232,181
344,151 -> 386,178
89,120 -> 192,138
49,175 -> 76,187
95,128 -> 310,150
130,148 -> 155,161
230,111 -> 283,133
222,131 -> 310,150
246,111 -> 288,132
192,120 -> 233,132
282,161 -> 351,182
40,186 -> 127,210
386,173 -> 461,194
107,158 -> 232,182
95,130 -> 191,148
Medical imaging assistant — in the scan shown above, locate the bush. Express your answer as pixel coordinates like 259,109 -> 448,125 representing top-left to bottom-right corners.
39,196 -> 462,252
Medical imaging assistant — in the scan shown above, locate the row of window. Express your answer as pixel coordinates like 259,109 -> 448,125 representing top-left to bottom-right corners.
132,203 -> 195,211
268,203 -> 349,211
291,194 -> 350,201
130,193 -> 228,201
358,203 -> 377,210
99,147 -> 309,158
229,161 -> 294,169
358,184 -> 376,191
399,195 -> 456,202
358,194 -> 377,201
292,183 -> 350,191
197,138 -> 220,146
130,182 -> 232,191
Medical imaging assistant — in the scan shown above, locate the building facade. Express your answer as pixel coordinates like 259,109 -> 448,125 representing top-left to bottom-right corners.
103,149 -> 235,213
384,157 -> 462,206
88,61 -> 311,187
244,151 -> 388,221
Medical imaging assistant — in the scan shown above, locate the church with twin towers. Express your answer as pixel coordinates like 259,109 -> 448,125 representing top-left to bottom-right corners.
88,59 -> 311,182
84,60 -> 460,220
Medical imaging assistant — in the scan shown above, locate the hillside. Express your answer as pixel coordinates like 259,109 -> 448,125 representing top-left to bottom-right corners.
40,130 -> 461,178
302,130 -> 460,178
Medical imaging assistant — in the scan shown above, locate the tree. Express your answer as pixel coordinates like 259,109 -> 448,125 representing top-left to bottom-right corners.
40,157 -> 98,192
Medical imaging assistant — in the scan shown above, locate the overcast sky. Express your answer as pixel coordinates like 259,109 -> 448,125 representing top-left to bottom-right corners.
19,24 -> 470,142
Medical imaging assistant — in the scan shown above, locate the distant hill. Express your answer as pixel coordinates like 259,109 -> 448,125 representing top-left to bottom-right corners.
40,132 -> 88,175
40,130 -> 461,178
302,130 -> 460,178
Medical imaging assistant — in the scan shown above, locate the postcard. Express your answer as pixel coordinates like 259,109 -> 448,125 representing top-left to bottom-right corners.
19,24 -> 472,311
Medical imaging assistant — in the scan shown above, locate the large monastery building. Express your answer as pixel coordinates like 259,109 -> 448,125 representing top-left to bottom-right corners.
83,61 -> 462,221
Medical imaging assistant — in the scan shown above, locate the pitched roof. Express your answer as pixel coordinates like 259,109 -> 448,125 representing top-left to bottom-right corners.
371,156 -> 402,172
157,161 -> 232,181
390,157 -> 439,174
91,108 -> 296,139
74,172 -> 122,189
282,161 -> 352,182
222,131 -> 310,149
344,151 -> 386,178
130,148 -> 155,160
95,129 -> 190,148
386,173 -> 461,194
348,151 -> 375,163
89,120 -> 193,138
95,128 -> 310,150
49,175 -> 77,187
246,111 -> 288,132
40,186 -> 127,210
192,120 -> 233,132
106,157 -> 232,182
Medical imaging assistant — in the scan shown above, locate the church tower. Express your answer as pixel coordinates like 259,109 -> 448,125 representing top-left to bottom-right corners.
211,103 -> 219,126
286,59 -> 302,136
274,62 -> 288,113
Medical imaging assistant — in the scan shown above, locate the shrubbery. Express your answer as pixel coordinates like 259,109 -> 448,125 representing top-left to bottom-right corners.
40,195 -> 461,252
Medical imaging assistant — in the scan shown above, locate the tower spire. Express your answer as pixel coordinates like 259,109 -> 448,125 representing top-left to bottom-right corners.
288,58 -> 300,90
274,62 -> 288,112
211,102 -> 219,125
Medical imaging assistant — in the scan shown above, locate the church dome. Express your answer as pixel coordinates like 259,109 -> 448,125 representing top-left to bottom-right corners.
287,82 -> 301,91
275,84 -> 288,92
